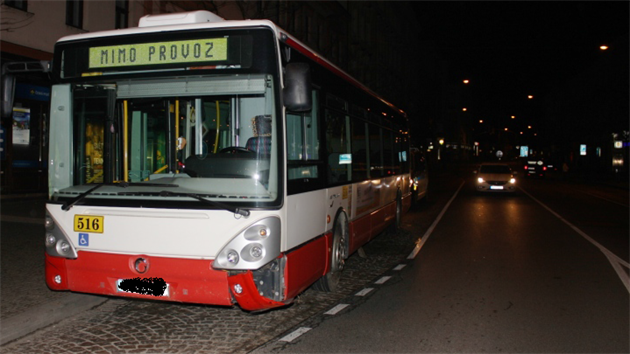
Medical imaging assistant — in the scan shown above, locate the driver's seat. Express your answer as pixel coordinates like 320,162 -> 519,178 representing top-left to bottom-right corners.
245,136 -> 271,155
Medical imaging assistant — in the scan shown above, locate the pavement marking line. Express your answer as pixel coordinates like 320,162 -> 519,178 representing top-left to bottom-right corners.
408,181 -> 465,259
324,304 -> 349,315
393,264 -> 406,271
374,276 -> 391,285
585,192 -> 629,208
279,327 -> 311,342
521,188 -> 630,293
355,288 -> 374,297
606,252 -> 630,293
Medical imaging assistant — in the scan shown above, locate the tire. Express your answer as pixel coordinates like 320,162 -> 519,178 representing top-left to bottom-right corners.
389,190 -> 403,233
313,210 -> 348,292
395,191 -> 402,229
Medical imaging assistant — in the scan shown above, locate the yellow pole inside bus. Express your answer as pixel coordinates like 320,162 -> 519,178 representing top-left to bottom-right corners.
175,99 -> 179,173
123,100 -> 129,182
213,100 -> 220,153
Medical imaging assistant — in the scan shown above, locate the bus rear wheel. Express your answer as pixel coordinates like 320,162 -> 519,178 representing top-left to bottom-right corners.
389,190 -> 403,233
313,211 -> 348,292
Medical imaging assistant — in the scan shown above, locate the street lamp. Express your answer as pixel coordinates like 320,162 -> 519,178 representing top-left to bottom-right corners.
600,45 -> 609,51
527,95 -> 534,99
463,79 -> 470,84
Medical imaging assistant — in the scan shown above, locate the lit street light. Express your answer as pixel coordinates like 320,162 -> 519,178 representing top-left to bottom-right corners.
600,45 -> 609,50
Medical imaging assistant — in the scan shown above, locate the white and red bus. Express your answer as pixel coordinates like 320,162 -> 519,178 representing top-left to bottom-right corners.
43,10 -> 412,311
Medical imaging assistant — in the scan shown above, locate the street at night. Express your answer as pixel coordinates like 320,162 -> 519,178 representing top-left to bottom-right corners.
2,167 -> 628,353
1,1 -> 628,353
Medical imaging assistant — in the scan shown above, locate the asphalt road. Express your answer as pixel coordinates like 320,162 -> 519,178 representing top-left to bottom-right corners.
253,176 -> 629,353
1,169 -> 628,353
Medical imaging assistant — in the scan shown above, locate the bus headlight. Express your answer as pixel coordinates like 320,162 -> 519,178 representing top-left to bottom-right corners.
46,234 -> 57,246
58,241 -> 71,254
213,217 -> 280,270
223,250 -> 240,265
45,211 -> 78,259
45,216 -> 55,230
242,243 -> 264,262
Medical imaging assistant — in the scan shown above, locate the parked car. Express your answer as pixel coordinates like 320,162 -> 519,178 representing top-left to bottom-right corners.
474,163 -> 517,192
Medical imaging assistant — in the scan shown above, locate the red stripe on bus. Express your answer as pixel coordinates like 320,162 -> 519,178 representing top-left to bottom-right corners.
45,252 -> 233,306
284,234 -> 328,300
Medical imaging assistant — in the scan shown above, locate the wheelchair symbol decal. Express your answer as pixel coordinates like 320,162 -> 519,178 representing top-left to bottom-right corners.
79,233 -> 89,247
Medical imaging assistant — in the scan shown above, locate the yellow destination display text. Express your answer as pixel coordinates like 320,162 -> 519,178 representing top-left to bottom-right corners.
89,38 -> 228,69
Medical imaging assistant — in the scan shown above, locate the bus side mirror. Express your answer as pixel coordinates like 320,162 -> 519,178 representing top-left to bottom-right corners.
283,62 -> 312,112
1,73 -> 16,119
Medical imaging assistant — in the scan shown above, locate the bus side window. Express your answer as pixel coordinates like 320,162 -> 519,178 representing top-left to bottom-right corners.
368,123 -> 383,178
325,110 -> 351,184
287,90 -> 322,194
351,118 -> 368,181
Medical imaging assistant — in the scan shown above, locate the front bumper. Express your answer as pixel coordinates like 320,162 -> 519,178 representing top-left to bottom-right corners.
45,251 -> 286,311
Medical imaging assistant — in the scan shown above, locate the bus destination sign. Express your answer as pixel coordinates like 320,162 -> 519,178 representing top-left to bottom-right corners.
88,38 -> 228,69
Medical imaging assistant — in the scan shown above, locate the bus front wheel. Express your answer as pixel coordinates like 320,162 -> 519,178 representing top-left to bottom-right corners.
313,211 -> 348,292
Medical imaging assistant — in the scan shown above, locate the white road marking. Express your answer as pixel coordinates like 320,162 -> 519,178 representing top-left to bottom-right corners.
521,188 -> 630,293
324,303 -> 349,315
408,181 -> 465,259
586,192 -> 629,208
279,327 -> 311,342
393,264 -> 406,271
355,288 -> 374,297
374,276 -> 391,285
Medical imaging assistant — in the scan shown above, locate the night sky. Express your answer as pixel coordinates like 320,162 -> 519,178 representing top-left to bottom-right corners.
412,1 -> 629,145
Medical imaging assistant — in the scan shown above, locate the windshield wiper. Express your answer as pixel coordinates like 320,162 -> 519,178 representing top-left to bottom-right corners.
61,182 -> 179,211
117,190 -> 250,217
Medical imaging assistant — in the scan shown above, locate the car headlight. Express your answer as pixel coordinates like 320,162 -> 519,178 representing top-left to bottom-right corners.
477,177 -> 485,183
509,178 -> 516,184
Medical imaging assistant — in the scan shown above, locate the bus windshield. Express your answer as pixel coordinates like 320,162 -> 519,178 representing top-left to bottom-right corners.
52,74 -> 279,208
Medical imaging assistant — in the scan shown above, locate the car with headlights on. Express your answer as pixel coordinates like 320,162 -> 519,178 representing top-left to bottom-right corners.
474,163 -> 516,192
